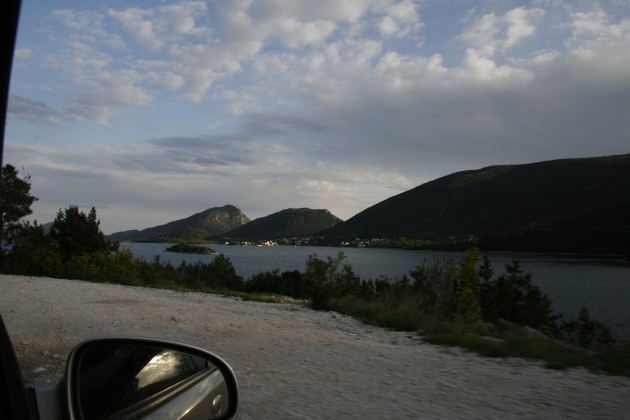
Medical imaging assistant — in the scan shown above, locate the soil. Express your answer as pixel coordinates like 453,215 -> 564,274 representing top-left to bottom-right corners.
1,274 -> 629,419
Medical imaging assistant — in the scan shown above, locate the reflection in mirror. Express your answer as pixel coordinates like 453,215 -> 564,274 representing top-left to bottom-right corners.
76,344 -> 230,419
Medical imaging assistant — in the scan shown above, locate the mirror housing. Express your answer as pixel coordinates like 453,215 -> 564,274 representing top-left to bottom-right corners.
62,338 -> 239,420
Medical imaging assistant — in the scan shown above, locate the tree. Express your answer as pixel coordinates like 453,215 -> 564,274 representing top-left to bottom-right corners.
408,259 -> 457,317
0,164 -> 38,242
480,259 -> 558,329
50,206 -> 109,259
304,252 -> 359,309
454,248 -> 482,323
2,221 -> 61,275
559,307 -> 614,348
207,254 -> 243,290
478,255 -> 494,282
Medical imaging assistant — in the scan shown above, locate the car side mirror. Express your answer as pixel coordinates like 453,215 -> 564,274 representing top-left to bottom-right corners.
62,338 -> 239,420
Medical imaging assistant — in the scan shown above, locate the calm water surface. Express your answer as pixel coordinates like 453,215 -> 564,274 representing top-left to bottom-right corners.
122,243 -> 630,337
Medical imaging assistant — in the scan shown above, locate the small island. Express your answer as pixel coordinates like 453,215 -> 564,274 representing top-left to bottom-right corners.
165,244 -> 217,255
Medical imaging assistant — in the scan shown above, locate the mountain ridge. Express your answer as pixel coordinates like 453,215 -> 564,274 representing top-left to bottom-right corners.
109,206 -> 342,243
109,204 -> 250,242
218,208 -> 342,241
108,154 -> 630,254
320,153 -> 630,254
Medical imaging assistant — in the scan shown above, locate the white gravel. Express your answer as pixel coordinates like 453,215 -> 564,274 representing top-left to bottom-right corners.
1,274 -> 629,419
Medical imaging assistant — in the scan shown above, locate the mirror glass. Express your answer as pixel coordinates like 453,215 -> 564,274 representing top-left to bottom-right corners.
76,343 -> 230,419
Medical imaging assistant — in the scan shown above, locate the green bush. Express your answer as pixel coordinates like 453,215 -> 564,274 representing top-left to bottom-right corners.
245,269 -> 305,298
63,249 -> 142,285
1,222 -> 63,276
333,294 -> 427,331
454,249 -> 482,323
480,259 -> 559,329
50,206 -> 113,260
408,259 -> 457,317
173,255 -> 244,291
1,164 -> 38,242
558,307 -> 615,348
303,252 -> 360,309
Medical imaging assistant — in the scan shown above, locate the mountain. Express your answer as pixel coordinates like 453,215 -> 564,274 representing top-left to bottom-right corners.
109,205 -> 250,242
321,154 -> 630,254
219,208 -> 342,241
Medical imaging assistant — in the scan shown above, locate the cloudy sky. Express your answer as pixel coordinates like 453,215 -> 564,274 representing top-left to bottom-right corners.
5,0 -> 630,234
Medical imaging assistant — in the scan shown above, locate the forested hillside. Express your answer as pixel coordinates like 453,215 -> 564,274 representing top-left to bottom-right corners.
321,154 -> 630,254
109,205 -> 250,242
219,208 -> 342,241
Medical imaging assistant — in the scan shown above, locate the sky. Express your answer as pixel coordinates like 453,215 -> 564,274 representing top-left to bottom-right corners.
5,0 -> 630,234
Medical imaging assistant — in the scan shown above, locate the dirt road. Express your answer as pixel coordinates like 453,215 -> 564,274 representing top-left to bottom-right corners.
1,275 -> 628,419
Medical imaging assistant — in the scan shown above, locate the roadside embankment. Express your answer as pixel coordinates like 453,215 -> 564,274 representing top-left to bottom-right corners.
1,275 -> 629,419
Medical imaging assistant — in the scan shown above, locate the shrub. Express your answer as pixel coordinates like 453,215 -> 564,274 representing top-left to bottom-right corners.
173,255 -> 244,291
303,252 -> 360,309
1,222 -> 63,276
407,259 -> 457,321
50,206 -> 111,260
558,307 -> 615,348
207,254 -> 243,290
334,294 -> 428,331
454,248 -> 482,323
245,269 -> 304,298
1,164 -> 38,241
480,259 -> 558,329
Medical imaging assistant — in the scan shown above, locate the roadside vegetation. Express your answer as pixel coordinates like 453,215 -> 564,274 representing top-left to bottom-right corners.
1,164 -> 628,376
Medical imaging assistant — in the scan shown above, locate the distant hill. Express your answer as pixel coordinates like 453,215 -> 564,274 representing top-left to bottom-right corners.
321,154 -> 630,254
109,205 -> 250,242
219,208 -> 342,241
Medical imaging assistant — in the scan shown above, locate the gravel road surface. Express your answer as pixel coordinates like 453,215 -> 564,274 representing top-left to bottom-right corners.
1,275 -> 629,419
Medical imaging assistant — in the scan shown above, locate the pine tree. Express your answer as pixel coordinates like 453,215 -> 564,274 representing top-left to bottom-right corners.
50,206 -> 108,259
0,164 -> 38,242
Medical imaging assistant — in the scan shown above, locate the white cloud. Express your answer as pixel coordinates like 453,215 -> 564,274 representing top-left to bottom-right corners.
378,16 -> 399,36
40,0 -> 430,119
458,48 -> 534,82
62,65 -> 152,124
108,8 -> 163,51
52,9 -> 125,50
153,72 -> 185,91
567,6 -> 630,51
525,6 -> 630,88
248,0 -> 374,24
503,7 -> 543,48
156,1 -> 209,37
375,51 -> 446,90
274,18 -> 337,48
375,0 -> 423,37
108,2 -> 209,52
52,9 -> 102,31
570,8 -> 614,39
459,7 -> 545,57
